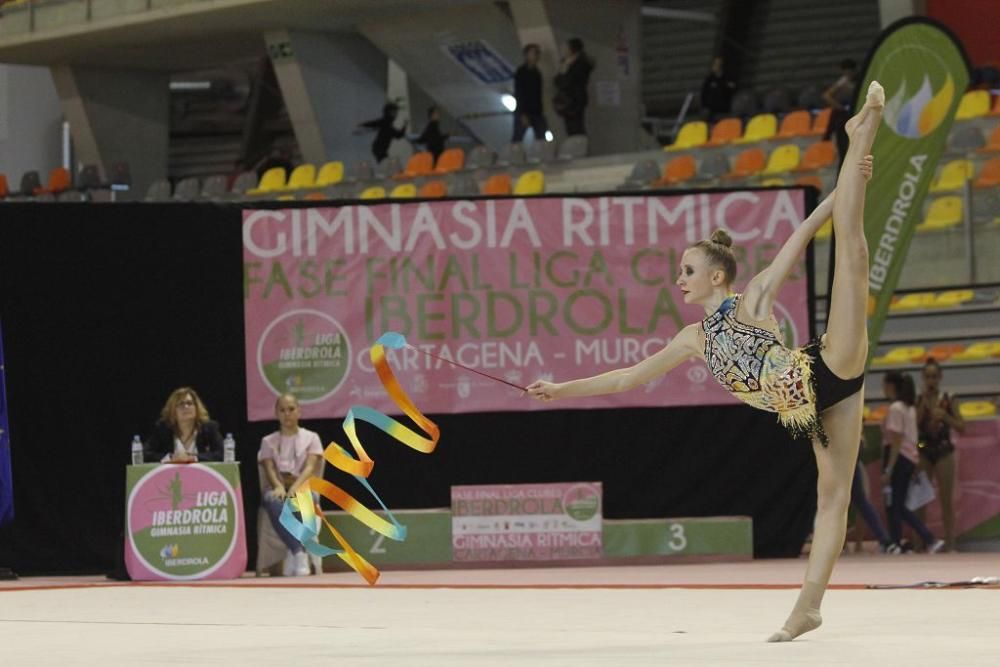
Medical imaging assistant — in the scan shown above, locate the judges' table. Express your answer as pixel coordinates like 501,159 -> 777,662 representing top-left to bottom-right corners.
125,462 -> 247,581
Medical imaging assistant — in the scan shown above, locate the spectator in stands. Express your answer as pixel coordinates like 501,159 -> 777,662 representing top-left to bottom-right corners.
358,102 -> 407,164
701,56 -> 736,121
258,393 -> 323,577
416,105 -> 449,163
253,144 -> 294,180
513,44 -> 549,142
916,358 -> 964,552
881,371 -> 944,553
822,59 -> 858,161
553,38 -> 594,137
851,438 -> 895,553
145,387 -> 223,463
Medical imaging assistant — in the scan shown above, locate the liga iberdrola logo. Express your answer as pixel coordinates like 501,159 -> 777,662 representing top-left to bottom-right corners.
257,309 -> 352,403
876,45 -> 955,139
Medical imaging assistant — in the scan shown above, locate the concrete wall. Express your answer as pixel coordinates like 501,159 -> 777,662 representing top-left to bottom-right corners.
0,64 -> 62,191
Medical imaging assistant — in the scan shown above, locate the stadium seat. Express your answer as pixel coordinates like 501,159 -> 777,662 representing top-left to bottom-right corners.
763,144 -> 800,174
496,143 -> 526,167
917,196 -> 963,232
200,175 -> 227,200
706,118 -> 742,147
315,161 -> 344,187
418,180 -> 447,198
172,177 -> 200,201
762,88 -> 792,114
814,218 -> 833,240
730,89 -> 757,117
760,178 -> 787,186
350,161 -> 374,182
0,174 -> 8,199
796,175 -> 824,193
76,164 -> 102,190
736,113 -> 777,143
797,141 -> 836,171
144,179 -> 172,202
925,343 -> 966,361
797,84 -> 823,109
666,121 -> 708,151
390,183 -> 417,198
399,152 -> 433,179
871,345 -> 926,366
247,167 -> 286,194
19,170 -> 41,196
375,156 -> 402,179
933,289 -> 974,308
955,90 -> 990,120
865,403 -> 890,423
285,164 -> 316,190
948,125 -> 985,152
978,125 -> 1000,153
448,172 -> 480,196
929,159 -> 973,192
622,159 -> 660,189
360,185 -> 386,199
655,155 -> 696,186
776,110 -> 812,139
890,292 -> 935,311
992,95 -> 1000,116
525,139 -> 557,163
303,192 -> 327,201
433,148 -> 465,174
949,341 -> 1000,362
973,158 -> 1000,188
57,191 -> 87,203
698,153 -> 730,180
231,171 -> 258,195
810,108 -> 831,136
34,167 -> 71,195
724,147 -> 766,179
557,135 -> 589,160
466,145 -> 496,170
959,401 -> 997,420
482,173 -> 512,195
514,170 -> 545,195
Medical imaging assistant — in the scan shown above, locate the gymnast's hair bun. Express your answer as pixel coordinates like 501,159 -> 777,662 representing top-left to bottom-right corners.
710,229 -> 733,248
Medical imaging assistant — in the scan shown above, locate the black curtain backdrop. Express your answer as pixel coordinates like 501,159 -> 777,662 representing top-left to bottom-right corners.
0,199 -> 818,575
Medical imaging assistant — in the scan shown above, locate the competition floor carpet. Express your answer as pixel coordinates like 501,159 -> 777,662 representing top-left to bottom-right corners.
1,553 -> 998,666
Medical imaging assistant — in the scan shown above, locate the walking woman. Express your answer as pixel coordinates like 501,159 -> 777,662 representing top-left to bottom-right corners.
528,82 -> 888,641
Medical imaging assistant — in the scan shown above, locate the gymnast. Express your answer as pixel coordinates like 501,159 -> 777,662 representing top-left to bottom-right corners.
528,81 -> 886,642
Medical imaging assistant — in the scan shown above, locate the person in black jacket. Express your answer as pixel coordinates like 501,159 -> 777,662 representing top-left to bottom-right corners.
512,44 -> 548,142
553,38 -> 594,137
144,387 -> 223,463
416,106 -> 449,162
358,102 -> 407,164
701,57 -> 736,121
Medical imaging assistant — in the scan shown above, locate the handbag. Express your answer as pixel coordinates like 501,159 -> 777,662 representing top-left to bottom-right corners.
905,471 -> 936,511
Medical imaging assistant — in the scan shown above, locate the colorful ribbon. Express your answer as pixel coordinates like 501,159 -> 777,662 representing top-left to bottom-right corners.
279,331 -> 440,584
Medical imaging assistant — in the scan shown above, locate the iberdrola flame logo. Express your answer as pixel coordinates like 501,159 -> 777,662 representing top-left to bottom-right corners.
883,73 -> 954,138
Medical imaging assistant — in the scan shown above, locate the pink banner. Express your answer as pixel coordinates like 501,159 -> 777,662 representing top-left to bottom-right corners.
243,191 -> 810,420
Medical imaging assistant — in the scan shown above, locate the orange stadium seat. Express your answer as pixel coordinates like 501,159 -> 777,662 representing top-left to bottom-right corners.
955,90 -> 990,120
482,173 -> 512,196
706,118 -> 742,147
399,152 -> 434,179
866,404 -> 889,423
0,173 -> 9,199
303,192 -> 327,201
798,141 -> 836,171
776,110 -> 813,139
418,180 -> 447,198
925,343 -> 966,362
974,158 -> 1000,188
991,94 -> 1000,116
34,166 -> 71,195
724,147 -> 766,179
810,108 -> 831,137
433,148 -> 465,174
655,154 -> 696,186
666,121 -> 708,151
981,125 -> 1000,153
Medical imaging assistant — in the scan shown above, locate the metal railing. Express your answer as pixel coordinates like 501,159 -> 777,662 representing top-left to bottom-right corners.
0,0 -> 207,33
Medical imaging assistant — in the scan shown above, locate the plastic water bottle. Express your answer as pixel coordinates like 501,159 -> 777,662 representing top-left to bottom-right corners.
223,433 -> 236,463
130,435 -> 144,465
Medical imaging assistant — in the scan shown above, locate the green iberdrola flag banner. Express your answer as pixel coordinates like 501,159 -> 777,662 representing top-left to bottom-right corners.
858,18 -> 970,361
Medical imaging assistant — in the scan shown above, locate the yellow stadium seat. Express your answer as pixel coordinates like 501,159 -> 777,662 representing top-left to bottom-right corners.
955,90 -> 991,120
736,113 -> 777,143
666,121 -> 708,151
763,144 -> 800,175
890,292 -> 936,311
514,170 -> 545,195
916,196 -> 963,232
247,167 -> 286,194
949,341 -> 1000,362
389,183 -> 417,198
932,289 -> 974,308
360,185 -> 386,199
315,161 -> 345,187
815,218 -> 833,240
760,178 -> 787,186
929,159 -> 973,193
871,345 -> 926,366
284,164 -> 316,190
959,401 -> 997,420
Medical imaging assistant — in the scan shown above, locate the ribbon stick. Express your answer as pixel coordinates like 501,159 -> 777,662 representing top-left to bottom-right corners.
278,331 -> 440,585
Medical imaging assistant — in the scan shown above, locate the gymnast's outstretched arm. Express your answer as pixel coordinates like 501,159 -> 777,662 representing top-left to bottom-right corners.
526,324 -> 701,401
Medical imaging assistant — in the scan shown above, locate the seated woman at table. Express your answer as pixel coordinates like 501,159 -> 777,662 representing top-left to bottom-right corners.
258,393 -> 323,576
145,387 -> 223,463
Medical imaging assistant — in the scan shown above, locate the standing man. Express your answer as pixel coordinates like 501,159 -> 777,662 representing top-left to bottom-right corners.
701,56 -> 736,121
553,38 -> 594,137
823,59 -> 858,162
512,44 -> 548,142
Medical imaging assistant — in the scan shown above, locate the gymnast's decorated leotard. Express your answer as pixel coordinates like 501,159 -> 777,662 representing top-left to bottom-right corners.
702,295 -> 863,446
